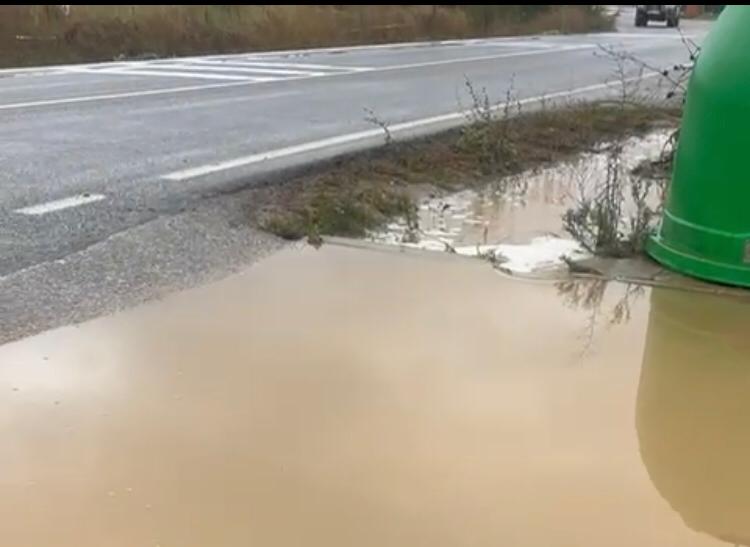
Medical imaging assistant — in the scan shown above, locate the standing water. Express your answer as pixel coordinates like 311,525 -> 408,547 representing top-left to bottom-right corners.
0,244 -> 746,546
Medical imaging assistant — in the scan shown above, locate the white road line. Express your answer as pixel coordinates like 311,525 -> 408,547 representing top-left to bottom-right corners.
0,81 -> 254,110
594,32 -> 696,39
89,68 -> 261,81
478,40 -> 558,49
75,61 -> 143,71
0,38 -> 475,76
0,46 -> 597,111
162,73 -> 659,182
0,39 -> 487,77
240,34 -> 590,58
198,59 -> 373,72
380,44 -> 592,71
157,63 -> 325,76
124,48 -> 585,80
163,132 -> 386,180
14,194 -> 105,215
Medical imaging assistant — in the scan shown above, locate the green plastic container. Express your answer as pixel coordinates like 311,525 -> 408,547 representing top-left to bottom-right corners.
648,5 -> 750,287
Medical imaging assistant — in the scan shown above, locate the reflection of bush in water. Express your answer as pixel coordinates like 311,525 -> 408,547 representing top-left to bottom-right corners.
555,279 -> 645,355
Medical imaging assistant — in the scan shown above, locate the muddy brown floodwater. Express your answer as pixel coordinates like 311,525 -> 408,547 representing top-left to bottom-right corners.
1,244 -> 748,547
371,131 -> 671,252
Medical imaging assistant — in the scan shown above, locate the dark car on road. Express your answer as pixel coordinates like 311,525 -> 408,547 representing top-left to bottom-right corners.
635,5 -> 681,27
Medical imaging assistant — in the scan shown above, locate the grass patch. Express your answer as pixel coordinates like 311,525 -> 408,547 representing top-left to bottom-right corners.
258,102 -> 680,243
263,183 -> 416,241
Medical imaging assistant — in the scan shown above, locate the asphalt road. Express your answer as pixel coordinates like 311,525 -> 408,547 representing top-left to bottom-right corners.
0,8 -> 712,342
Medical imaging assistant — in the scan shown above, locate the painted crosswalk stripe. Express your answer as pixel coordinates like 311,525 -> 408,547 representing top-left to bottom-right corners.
159,62 -> 325,76
202,59 -> 373,72
64,60 -> 370,81
93,68 -> 263,81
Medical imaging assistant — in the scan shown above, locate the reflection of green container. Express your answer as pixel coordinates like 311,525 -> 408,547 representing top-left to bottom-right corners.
637,289 -> 750,545
648,6 -> 750,287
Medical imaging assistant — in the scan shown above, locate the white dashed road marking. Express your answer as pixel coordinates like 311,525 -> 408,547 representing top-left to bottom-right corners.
14,194 -> 106,216
88,68 -> 261,81
150,63 -> 327,76
65,59 -> 369,82
200,60 -> 374,72
0,81 -> 253,111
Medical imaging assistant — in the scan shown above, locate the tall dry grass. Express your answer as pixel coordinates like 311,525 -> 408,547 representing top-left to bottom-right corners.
0,5 -> 612,67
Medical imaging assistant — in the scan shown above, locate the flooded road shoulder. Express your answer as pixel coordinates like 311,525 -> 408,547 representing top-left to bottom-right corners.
0,244 -> 744,547
368,131 -> 672,263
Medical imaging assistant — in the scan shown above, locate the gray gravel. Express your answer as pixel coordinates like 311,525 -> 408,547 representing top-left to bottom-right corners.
0,189 -> 287,345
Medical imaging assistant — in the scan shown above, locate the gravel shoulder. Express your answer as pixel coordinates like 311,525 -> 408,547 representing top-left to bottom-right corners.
1,187 -> 286,345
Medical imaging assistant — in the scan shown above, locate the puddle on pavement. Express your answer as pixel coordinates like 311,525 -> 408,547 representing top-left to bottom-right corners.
370,130 -> 671,254
1,243 -> 747,547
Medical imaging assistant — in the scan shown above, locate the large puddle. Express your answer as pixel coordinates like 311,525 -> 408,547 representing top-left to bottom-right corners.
1,244 -> 747,546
